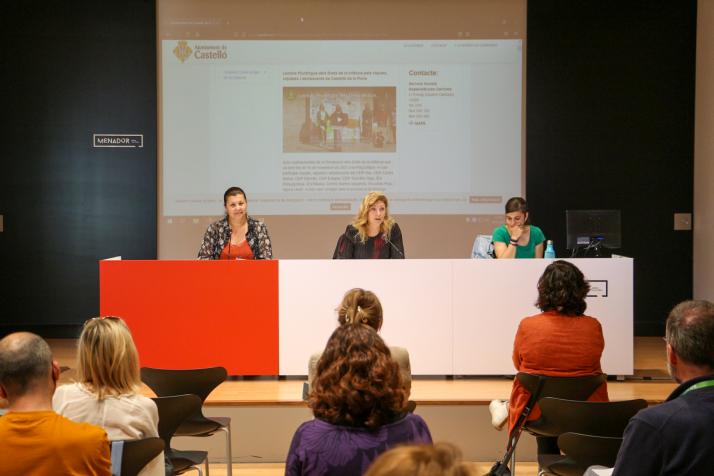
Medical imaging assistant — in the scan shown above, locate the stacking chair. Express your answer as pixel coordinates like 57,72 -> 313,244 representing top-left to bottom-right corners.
553,433 -> 625,476
494,373 -> 607,475
141,367 -> 232,476
532,397 -> 647,476
153,394 -> 208,475
115,437 -> 165,476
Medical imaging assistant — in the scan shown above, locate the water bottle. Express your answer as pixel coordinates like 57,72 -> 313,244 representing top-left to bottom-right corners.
544,240 -> 556,259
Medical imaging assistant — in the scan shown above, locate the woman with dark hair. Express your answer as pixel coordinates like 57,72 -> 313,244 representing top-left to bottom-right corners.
492,197 -> 545,259
286,324 -> 431,476
506,260 -> 608,453
197,186 -> 272,259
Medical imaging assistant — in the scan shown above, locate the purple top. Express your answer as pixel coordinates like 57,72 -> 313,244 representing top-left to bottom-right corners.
285,413 -> 432,476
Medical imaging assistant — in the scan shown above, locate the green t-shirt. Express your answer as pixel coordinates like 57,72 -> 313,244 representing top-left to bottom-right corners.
492,225 -> 545,258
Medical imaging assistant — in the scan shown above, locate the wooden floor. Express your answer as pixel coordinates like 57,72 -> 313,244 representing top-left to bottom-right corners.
48,337 -> 677,405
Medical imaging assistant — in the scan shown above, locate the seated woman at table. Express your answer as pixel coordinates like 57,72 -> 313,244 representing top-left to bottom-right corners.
506,260 -> 608,454
492,196 -> 544,259
53,316 -> 164,476
307,288 -> 411,398
286,324 -> 432,476
333,191 -> 404,259
197,186 -> 273,260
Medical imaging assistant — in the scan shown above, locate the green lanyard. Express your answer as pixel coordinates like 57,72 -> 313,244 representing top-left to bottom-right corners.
682,379 -> 714,396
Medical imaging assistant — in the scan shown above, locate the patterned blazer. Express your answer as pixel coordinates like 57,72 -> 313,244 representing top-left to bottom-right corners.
197,216 -> 273,260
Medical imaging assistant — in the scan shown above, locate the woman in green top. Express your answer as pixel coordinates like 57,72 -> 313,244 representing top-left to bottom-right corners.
492,197 -> 545,259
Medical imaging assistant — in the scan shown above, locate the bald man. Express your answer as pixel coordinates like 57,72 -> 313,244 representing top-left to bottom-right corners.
0,332 -> 111,476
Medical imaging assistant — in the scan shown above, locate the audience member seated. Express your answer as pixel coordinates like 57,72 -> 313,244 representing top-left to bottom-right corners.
308,288 -> 411,397
286,324 -> 432,476
611,300 -> 714,475
0,332 -> 111,476
53,316 -> 164,476
364,442 -> 477,476
507,260 -> 608,454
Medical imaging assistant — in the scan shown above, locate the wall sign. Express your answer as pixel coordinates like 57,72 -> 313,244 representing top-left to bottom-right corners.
93,134 -> 143,148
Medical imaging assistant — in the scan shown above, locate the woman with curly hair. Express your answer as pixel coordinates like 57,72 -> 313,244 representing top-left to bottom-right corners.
307,288 -> 411,397
506,260 -> 608,453
333,191 -> 404,259
286,324 -> 431,476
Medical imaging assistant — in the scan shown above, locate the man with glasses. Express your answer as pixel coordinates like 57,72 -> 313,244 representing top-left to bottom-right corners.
612,300 -> 714,475
0,332 -> 111,475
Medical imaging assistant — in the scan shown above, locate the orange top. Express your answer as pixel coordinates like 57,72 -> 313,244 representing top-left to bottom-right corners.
507,311 -> 609,432
220,240 -> 254,260
0,410 -> 111,476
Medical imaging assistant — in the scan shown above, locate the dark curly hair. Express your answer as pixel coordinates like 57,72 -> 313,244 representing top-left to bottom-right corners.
536,260 -> 590,316
309,324 -> 406,430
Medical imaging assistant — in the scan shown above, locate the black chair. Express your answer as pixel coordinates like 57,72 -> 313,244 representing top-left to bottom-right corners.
117,437 -> 165,476
141,367 -> 232,476
549,433 -> 624,476
502,373 -> 607,475
153,394 -> 208,475
533,397 -> 647,476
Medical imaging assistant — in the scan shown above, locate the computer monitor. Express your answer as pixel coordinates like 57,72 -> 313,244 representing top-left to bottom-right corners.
565,210 -> 622,250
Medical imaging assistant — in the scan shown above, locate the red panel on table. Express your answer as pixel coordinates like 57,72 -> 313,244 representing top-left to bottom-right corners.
99,260 -> 279,375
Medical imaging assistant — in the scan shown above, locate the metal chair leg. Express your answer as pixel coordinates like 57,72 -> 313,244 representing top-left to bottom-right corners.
204,458 -> 209,476
218,425 -> 233,476
511,436 -> 517,476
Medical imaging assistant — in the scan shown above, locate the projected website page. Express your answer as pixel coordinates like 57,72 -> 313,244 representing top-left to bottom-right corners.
162,39 -> 522,216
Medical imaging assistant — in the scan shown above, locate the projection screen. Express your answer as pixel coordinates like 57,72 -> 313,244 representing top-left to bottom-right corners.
157,0 -> 526,259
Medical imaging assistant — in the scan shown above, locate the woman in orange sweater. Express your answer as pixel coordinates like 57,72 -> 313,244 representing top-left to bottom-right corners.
507,260 -> 608,454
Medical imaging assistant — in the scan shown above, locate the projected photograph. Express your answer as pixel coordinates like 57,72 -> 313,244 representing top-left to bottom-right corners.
283,87 -> 397,153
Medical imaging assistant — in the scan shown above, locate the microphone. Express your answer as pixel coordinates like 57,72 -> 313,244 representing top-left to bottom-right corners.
382,232 -> 404,258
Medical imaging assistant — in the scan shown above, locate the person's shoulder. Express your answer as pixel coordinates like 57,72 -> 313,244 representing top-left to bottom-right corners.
520,312 -> 547,325
207,217 -> 227,231
626,400 -> 676,432
578,314 -> 604,329
530,225 -> 545,242
53,382 -> 87,404
390,346 -> 410,360
56,413 -> 108,440
492,225 -> 509,241
248,215 -> 266,227
126,393 -> 158,413
308,351 -> 322,374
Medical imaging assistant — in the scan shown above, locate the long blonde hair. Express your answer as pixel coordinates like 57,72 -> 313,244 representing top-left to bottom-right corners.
77,317 -> 141,400
352,191 -> 395,243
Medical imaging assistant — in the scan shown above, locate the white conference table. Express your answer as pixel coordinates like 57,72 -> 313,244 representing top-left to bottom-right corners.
279,258 -> 633,376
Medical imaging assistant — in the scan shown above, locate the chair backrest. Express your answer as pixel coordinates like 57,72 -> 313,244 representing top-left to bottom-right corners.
515,373 -> 607,437
517,372 -> 606,401
557,432 -> 624,469
119,438 -> 165,476
472,234 -> 494,259
152,394 -> 203,448
535,397 -> 647,437
141,367 -> 227,402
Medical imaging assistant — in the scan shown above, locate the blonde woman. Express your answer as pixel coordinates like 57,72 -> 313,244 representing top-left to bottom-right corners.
308,288 -> 411,397
333,191 -> 405,259
365,442 -> 477,476
53,317 -> 163,476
